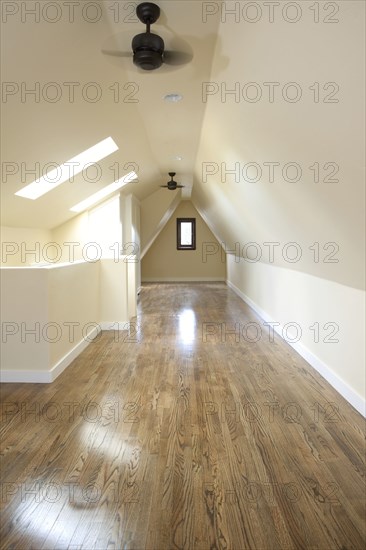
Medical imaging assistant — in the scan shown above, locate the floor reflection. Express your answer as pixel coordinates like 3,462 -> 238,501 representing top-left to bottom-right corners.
178,308 -> 196,345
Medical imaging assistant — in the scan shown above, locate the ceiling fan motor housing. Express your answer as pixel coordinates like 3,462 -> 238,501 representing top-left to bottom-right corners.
132,32 -> 164,70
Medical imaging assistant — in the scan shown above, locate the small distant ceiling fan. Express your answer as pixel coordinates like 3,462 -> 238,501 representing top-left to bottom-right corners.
160,172 -> 184,190
102,2 -> 193,71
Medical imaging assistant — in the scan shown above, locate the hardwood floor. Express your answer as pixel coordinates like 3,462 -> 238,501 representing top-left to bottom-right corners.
1,283 -> 365,549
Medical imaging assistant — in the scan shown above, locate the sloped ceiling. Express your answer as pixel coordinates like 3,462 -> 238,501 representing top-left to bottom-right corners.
1,1 -> 365,290
193,1 -> 365,290
1,0 -> 220,228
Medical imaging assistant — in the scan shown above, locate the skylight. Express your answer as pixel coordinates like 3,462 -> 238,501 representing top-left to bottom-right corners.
15,137 -> 119,200
69,171 -> 138,213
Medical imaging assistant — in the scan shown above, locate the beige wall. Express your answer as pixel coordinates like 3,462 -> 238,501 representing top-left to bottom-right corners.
1,262 -> 99,379
51,193 -> 124,264
1,258 -> 135,382
142,201 -> 226,281
192,2 -> 365,411
120,193 -> 141,292
227,256 -> 365,411
0,226 -> 52,266
1,211 -> 96,267
1,193 -> 138,382
140,189 -> 181,255
193,2 -> 364,289
1,268 -> 49,373
51,212 -> 89,263
47,261 -> 100,369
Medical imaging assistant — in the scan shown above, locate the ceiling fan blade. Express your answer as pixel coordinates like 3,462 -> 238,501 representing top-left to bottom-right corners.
163,50 -> 193,66
102,49 -> 132,58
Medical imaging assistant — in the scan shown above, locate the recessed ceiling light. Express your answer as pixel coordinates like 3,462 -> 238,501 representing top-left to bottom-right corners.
174,156 -> 183,161
69,171 -> 138,213
163,93 -> 183,102
15,137 -> 119,200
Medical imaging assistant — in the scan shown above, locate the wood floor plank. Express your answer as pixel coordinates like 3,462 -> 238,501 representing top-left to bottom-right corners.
1,282 -> 365,549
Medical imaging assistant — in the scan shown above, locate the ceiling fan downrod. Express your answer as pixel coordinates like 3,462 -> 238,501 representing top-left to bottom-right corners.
132,2 -> 164,70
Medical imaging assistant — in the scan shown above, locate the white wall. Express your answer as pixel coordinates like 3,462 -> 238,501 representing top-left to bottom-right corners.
121,193 -> 141,292
0,226 -> 52,266
193,1 -> 365,414
1,192 -> 138,383
227,256 -> 365,414
99,258 -> 130,328
140,189 -> 181,256
47,261 -> 100,368
1,268 -> 49,373
51,197 -> 123,264
1,258 -> 135,383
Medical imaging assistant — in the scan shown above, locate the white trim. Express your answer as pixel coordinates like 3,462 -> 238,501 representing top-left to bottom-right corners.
142,277 -> 226,282
140,193 -> 181,259
0,326 -> 100,384
0,259 -> 88,270
191,201 -> 224,246
0,369 -> 53,384
226,279 -> 365,417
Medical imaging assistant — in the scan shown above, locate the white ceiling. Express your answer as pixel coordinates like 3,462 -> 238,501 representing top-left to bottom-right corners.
1,0 -> 220,228
1,1 -> 365,290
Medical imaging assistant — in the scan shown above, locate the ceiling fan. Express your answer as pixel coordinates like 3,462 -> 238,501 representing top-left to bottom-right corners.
160,172 -> 184,190
102,2 -> 193,71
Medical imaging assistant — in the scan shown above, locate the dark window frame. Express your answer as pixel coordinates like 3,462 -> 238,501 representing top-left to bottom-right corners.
177,218 -> 196,250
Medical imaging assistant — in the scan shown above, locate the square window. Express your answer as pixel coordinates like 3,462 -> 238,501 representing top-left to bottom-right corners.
177,218 -> 196,250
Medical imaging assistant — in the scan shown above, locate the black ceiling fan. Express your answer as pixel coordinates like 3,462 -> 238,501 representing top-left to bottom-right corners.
102,2 -> 193,71
160,172 -> 184,190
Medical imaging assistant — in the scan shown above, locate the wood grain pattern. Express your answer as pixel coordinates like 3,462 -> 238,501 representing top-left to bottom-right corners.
0,282 -> 365,549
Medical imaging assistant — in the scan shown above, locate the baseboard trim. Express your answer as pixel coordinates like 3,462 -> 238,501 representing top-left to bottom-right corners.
0,369 -> 53,384
142,277 -> 226,282
226,279 -> 365,417
0,325 -> 100,384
